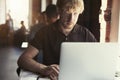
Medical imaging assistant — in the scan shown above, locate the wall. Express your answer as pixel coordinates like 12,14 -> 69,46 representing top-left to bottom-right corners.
31,0 -> 41,25
110,0 -> 119,42
0,0 -> 6,24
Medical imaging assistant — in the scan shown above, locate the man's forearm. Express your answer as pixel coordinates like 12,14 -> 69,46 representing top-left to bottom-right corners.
18,56 -> 47,74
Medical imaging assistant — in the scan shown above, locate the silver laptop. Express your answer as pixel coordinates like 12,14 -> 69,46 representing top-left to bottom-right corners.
58,42 -> 119,80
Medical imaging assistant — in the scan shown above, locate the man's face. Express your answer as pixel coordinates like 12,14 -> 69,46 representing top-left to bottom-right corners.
60,8 -> 80,29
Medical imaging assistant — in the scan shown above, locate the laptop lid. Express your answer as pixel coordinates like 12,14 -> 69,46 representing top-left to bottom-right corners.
58,42 -> 119,80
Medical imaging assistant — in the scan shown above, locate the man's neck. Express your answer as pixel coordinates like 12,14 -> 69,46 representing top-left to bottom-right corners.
58,21 -> 74,36
60,25 -> 74,36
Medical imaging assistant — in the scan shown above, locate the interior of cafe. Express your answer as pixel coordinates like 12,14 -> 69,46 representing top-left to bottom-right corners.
0,0 -> 120,80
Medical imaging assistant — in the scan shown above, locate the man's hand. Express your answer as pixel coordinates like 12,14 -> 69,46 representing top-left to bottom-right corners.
40,64 -> 59,80
49,64 -> 59,80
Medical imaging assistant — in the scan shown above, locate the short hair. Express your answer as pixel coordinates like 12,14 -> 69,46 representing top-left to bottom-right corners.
46,4 -> 59,18
21,21 -> 24,24
57,0 -> 84,13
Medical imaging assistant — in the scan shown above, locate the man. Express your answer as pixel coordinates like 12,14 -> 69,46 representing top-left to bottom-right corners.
45,4 -> 59,25
29,4 -> 59,41
17,0 -> 96,80
14,21 -> 27,47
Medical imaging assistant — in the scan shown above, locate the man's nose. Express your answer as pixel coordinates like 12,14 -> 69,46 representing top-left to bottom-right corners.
68,14 -> 74,22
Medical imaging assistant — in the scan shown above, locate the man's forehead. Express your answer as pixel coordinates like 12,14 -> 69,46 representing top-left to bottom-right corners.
57,0 -> 84,14
62,7 -> 81,13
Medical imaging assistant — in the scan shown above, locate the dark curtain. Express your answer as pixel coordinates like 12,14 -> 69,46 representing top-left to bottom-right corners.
77,0 -> 101,42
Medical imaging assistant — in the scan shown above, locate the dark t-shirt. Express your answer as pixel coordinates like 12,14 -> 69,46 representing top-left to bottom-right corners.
30,21 -> 97,65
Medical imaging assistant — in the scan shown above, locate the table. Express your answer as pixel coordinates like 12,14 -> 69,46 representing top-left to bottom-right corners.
19,69 -> 50,80
19,69 -> 120,80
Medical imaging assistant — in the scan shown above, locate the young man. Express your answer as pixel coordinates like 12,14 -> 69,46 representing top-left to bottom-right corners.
17,0 -> 96,80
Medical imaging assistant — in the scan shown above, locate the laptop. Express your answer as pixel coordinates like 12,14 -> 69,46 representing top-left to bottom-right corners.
58,42 -> 119,80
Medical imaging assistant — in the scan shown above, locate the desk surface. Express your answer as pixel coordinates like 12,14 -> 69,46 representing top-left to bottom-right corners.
19,69 -> 120,80
19,69 -> 50,80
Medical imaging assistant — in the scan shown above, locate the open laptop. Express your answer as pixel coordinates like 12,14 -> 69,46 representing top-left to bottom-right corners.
58,42 -> 119,80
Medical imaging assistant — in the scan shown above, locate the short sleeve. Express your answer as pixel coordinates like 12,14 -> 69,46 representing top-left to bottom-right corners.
29,29 -> 44,50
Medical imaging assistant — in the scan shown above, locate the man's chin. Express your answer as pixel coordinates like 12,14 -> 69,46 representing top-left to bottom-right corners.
64,25 -> 74,29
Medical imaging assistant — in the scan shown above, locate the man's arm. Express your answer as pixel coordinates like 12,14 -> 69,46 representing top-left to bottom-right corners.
17,45 -> 59,79
17,44 -> 47,74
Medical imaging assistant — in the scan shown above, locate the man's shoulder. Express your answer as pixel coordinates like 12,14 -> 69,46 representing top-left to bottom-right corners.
75,24 -> 97,42
36,23 -> 55,34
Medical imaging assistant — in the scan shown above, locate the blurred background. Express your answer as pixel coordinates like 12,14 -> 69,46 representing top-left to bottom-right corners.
0,0 -> 119,80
